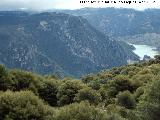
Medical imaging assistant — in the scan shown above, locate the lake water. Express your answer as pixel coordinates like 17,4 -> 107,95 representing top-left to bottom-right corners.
131,44 -> 159,60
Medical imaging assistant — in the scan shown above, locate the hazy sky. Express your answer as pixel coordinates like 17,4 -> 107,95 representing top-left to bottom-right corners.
0,0 -> 160,10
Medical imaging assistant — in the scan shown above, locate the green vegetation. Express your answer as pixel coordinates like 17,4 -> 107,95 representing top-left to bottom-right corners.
0,56 -> 160,120
0,91 -> 54,120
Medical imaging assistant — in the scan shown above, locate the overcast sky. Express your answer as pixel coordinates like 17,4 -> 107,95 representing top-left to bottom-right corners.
0,0 -> 160,11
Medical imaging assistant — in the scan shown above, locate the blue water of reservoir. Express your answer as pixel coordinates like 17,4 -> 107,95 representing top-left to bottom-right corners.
131,44 -> 159,60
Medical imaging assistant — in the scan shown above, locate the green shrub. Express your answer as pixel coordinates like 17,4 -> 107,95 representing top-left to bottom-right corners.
74,87 -> 102,104
9,70 -> 37,91
137,80 -> 160,120
87,80 -> 101,90
0,91 -> 54,120
0,65 -> 13,91
117,91 -> 136,109
38,79 -> 60,106
57,80 -> 84,106
82,74 -> 96,84
54,101 -> 122,120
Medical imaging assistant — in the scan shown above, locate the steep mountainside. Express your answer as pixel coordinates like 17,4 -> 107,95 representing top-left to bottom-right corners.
61,8 -> 160,51
63,8 -> 160,37
0,11 -> 137,77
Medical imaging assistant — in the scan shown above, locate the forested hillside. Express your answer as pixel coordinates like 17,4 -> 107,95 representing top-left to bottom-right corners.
0,11 -> 138,77
0,55 -> 160,120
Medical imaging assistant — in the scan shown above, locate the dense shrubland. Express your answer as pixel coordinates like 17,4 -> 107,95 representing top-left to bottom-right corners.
0,55 -> 160,120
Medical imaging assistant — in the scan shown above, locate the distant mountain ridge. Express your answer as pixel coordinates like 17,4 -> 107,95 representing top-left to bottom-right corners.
0,11 -> 138,77
60,8 -> 160,53
62,8 -> 160,37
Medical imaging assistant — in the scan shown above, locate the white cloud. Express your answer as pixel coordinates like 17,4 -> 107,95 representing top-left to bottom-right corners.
0,0 -> 159,10
0,0 -> 56,10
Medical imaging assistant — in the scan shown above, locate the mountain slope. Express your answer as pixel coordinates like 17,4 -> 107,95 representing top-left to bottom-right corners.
63,8 -> 160,37
0,11 -> 137,77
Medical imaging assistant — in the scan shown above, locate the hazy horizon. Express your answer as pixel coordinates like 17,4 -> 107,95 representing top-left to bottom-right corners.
0,0 -> 160,11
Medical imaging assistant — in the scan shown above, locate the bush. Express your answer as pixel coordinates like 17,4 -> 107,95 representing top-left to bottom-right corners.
9,70 -> 37,91
117,91 -> 136,109
74,87 -> 102,104
57,80 -> 84,106
0,65 -> 13,91
104,75 -> 138,102
0,91 -> 54,120
137,80 -> 160,120
38,79 -> 60,106
82,74 -> 96,84
88,80 -> 101,90
54,101 -> 117,120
